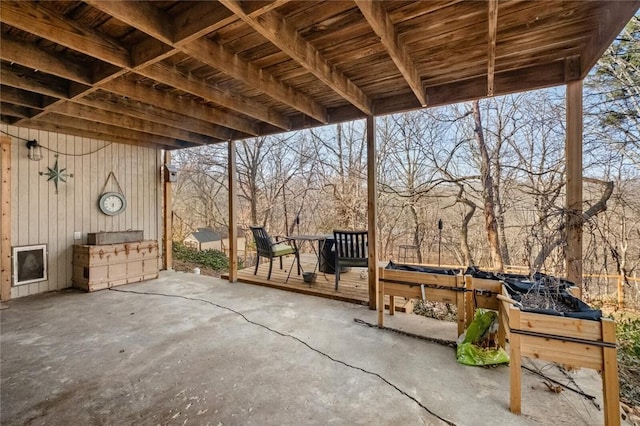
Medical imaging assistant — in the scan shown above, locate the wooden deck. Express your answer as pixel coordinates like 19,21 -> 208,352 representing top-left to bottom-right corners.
222,253 -> 372,305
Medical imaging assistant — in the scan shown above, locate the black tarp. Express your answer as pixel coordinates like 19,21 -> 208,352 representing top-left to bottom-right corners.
385,262 -> 602,321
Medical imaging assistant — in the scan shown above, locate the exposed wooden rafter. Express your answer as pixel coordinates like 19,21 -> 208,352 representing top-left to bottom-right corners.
0,1 -> 131,68
32,114 -> 194,149
487,0 -> 498,97
0,1 -> 290,142
355,0 -> 427,107
0,38 -> 93,85
0,67 -> 70,100
220,0 -> 374,116
0,0 -> 637,149
137,64 -> 290,130
50,102 -> 214,145
87,0 -> 327,124
100,79 -> 257,137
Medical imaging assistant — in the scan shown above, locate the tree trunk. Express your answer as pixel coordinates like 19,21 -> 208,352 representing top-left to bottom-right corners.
472,100 -> 504,271
460,200 -> 476,266
409,204 -> 423,263
492,160 -> 511,265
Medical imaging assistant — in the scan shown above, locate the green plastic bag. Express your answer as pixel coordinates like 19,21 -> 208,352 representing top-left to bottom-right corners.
456,309 -> 509,366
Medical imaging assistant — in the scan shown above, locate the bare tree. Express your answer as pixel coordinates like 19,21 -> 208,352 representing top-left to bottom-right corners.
470,100 -> 505,271
310,122 -> 368,229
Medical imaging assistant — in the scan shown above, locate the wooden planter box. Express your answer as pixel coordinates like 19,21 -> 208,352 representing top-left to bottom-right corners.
378,266 -> 467,336
377,272 -> 620,425
72,240 -> 159,292
497,286 -> 620,426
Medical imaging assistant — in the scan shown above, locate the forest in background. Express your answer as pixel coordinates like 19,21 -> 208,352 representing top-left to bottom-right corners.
172,17 -> 639,307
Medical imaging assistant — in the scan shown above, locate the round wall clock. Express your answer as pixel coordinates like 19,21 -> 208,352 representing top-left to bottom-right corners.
98,191 -> 127,216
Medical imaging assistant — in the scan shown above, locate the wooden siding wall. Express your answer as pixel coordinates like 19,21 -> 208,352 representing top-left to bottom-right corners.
2,125 -> 162,298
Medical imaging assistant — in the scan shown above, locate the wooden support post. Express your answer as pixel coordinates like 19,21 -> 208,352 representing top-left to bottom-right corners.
601,318 -> 621,426
163,150 -> 173,270
367,115 -> 379,311
509,307 -> 522,414
0,136 -> 11,301
228,140 -> 238,283
566,81 -> 583,295
456,277 -> 466,337
464,275 -> 474,329
378,271 -> 382,327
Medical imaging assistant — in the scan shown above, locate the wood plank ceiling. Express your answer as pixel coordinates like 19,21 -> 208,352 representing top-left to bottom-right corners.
1,1 -> 638,150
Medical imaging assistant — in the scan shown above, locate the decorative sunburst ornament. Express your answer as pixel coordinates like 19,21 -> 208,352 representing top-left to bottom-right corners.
40,155 -> 73,194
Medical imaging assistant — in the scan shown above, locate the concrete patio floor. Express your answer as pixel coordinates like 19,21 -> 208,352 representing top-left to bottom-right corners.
1,271 -> 614,425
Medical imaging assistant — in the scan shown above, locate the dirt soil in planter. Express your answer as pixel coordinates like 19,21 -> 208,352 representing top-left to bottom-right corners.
519,291 -> 576,313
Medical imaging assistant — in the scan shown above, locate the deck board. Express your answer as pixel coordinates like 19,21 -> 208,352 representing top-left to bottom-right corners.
222,254 -> 413,312
223,253 -> 371,305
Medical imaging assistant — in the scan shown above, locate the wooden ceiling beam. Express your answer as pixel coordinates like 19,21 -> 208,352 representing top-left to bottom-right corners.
173,1 -> 287,45
0,86 -> 46,110
89,0 -> 326,123
220,0 -> 373,116
35,113 -> 194,149
138,64 -> 290,130
86,1 -> 174,45
19,119 -> 181,150
0,37 -> 93,85
0,36 -> 255,136
101,78 -> 257,136
131,38 -> 177,69
354,0 -> 427,107
487,0 -> 498,97
184,38 -> 327,123
173,2 -> 237,45
2,1 -> 288,134
0,1 -> 131,68
49,102 -> 216,145
74,94 -> 234,141
0,103 -> 38,120
0,67 -> 69,100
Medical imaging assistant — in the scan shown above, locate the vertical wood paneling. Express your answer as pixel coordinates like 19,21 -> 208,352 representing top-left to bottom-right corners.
38,130 -> 50,293
90,138 -> 98,233
16,128 -> 28,247
53,131 -> 61,291
63,136 -> 76,289
99,142 -> 107,232
2,124 -> 161,298
0,136 -> 12,301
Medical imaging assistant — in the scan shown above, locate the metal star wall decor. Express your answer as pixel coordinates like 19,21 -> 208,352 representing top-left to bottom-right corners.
40,155 -> 73,194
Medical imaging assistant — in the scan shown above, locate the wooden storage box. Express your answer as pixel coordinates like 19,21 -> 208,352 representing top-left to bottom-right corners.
72,240 -> 159,292
87,230 -> 144,245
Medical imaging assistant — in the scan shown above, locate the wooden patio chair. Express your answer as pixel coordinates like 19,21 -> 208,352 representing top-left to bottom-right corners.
250,226 -> 300,280
333,230 -> 368,290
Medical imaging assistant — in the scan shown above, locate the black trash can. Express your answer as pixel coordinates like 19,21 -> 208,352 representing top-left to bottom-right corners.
319,237 -> 350,274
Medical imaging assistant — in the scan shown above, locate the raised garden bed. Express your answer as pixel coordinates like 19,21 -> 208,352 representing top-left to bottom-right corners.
379,264 -> 621,425
378,262 -> 467,335
497,285 -> 619,426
